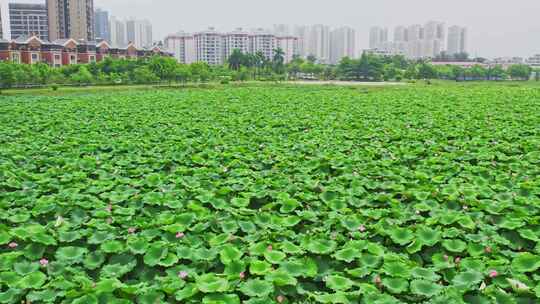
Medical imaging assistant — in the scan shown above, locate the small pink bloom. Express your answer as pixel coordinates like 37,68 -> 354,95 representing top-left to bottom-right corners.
128,227 -> 136,234
106,218 -> 113,224
267,245 -> 273,251
277,295 -> 285,303
176,232 -> 185,239
8,242 -> 18,249
178,271 -> 188,279
358,225 -> 366,232
39,258 -> 49,266
489,270 -> 498,278
239,272 -> 245,279
443,254 -> 449,261
485,246 -> 492,254
106,204 -> 112,212
455,257 -> 461,264
374,275 -> 382,284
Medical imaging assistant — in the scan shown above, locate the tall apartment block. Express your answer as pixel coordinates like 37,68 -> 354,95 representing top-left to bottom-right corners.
164,32 -> 196,64
0,1 -> 49,41
249,29 -> 276,60
276,35 -> 298,63
330,26 -> 356,64
47,0 -> 94,41
447,26 -> 468,56
94,8 -> 109,41
194,28 -> 224,65
126,19 -> 153,48
369,26 -> 388,49
109,16 -> 126,46
223,28 -> 250,60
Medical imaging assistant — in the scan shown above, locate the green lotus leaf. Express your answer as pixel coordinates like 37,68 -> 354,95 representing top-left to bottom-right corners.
452,271 -> 484,287
101,240 -> 125,253
14,261 -> 39,276
58,231 -> 82,243
388,227 -> 414,245
305,239 -> 337,255
55,246 -> 88,264
72,294 -> 98,304
410,280 -> 443,297
280,241 -> 303,254
0,231 -> 10,245
31,233 -> 57,246
84,251 -> 106,270
280,198 -> 300,213
243,298 -> 273,304
239,279 -> 274,297
143,244 -> 168,266
411,267 -> 440,281
382,260 -> 411,278
359,254 -> 382,268
511,253 -> 540,273
0,288 -> 20,303
26,289 -> 61,302
325,275 -> 354,291
157,253 -> 179,267
416,227 -> 441,246
442,239 -> 467,253
250,260 -> 272,275
224,260 -> 246,277
220,245 -> 243,265
264,250 -> 286,264
313,292 -> 351,303
238,221 -> 257,233
265,270 -> 297,286
87,231 -> 113,244
196,274 -> 229,293
17,271 -> 47,289
334,247 -> 361,263
382,278 -> 409,294
94,278 -> 125,293
175,283 -> 199,301
202,294 -> 241,304
137,291 -> 164,304
279,260 -> 305,277
127,238 -> 149,255
231,197 -> 250,208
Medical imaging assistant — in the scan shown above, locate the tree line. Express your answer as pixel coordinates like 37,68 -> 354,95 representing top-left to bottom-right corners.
0,50 -> 538,92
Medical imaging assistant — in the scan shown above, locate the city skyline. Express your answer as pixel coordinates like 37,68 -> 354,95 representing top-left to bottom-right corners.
94,0 -> 540,58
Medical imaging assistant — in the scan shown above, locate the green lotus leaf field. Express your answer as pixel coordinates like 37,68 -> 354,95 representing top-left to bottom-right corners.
0,84 -> 539,303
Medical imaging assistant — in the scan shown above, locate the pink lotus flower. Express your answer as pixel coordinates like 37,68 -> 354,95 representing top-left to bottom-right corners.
277,295 -> 285,303
239,272 -> 245,279
443,254 -> 449,261
489,270 -> 498,278
455,257 -> 461,264
358,225 -> 366,232
178,271 -> 188,279
128,227 -> 136,234
485,246 -> 492,254
374,275 -> 382,284
8,242 -> 18,249
39,258 -> 49,266
176,232 -> 185,239
267,245 -> 273,251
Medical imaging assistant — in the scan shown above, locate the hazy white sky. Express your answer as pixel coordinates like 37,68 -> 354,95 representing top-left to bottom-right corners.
95,0 -> 540,58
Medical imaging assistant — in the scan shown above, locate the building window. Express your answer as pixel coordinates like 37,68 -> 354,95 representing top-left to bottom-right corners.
89,55 -> 96,63
70,54 -> 77,64
31,53 -> 39,64
11,53 -> 21,63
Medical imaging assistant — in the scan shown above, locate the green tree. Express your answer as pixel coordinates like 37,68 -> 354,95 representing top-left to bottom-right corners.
132,66 -> 159,84
507,64 -> 532,80
0,62 -> 16,93
190,62 -> 210,82
487,65 -> 507,80
70,66 -> 94,85
148,56 -> 177,83
272,48 -> 285,74
228,49 -> 244,71
175,64 -> 191,85
306,54 -> 317,64
417,63 -> 438,79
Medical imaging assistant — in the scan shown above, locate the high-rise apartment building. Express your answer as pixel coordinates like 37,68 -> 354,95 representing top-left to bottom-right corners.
293,25 -> 310,57
94,8 -> 109,41
275,35 -> 298,63
47,0 -> 94,41
126,19 -> 152,48
249,29 -> 276,60
369,26 -> 388,49
109,16 -> 126,46
164,32 -> 196,64
273,24 -> 291,36
194,28 -> 223,65
447,25 -> 467,55
308,24 -> 330,63
394,26 -> 407,42
0,2 -> 49,41
223,28 -> 250,60
330,26 -> 356,64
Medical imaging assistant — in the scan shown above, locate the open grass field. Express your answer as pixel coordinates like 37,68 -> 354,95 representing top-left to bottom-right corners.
0,84 -> 539,303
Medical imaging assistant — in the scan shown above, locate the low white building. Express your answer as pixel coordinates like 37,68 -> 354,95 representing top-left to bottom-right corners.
526,54 -> 540,67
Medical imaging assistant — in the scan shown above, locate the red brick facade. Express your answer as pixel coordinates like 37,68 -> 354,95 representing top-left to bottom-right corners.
0,36 -> 171,66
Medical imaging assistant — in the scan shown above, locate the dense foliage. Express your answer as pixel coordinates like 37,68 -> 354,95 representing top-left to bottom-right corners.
0,52 -> 537,91
1,85 -> 540,303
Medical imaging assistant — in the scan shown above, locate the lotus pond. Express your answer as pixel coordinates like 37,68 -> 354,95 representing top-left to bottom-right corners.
0,85 -> 539,304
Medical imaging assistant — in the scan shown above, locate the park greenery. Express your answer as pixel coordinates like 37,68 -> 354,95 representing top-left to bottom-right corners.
0,49 -> 537,92
1,85 -> 539,303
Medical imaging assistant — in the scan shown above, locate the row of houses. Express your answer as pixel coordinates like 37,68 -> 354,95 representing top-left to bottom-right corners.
0,35 -> 171,66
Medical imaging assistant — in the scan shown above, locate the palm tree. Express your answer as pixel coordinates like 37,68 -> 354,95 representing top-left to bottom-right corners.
272,48 -> 285,74
228,49 -> 243,71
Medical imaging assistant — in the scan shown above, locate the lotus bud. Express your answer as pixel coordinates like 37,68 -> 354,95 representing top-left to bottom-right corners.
8,242 -> 18,249
128,227 -> 136,234
277,295 -> 285,303
267,245 -> 273,251
176,232 -> 185,239
454,257 -> 461,264
178,271 -> 188,279
485,246 -> 492,254
358,225 -> 366,232
39,258 -> 49,266
239,272 -> 245,279
489,270 -> 498,278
